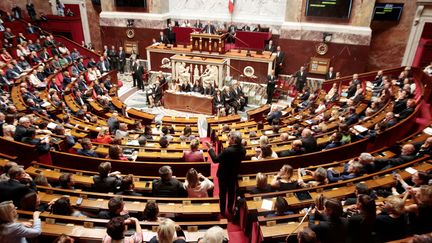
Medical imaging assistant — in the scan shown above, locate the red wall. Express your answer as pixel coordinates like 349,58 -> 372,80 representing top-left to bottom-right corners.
40,14 -> 84,44
100,26 -> 369,77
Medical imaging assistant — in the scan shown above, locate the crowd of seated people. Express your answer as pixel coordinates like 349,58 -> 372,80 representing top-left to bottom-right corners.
1,10 -> 432,242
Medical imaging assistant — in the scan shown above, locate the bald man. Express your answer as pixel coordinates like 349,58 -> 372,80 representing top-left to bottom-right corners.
373,143 -> 417,170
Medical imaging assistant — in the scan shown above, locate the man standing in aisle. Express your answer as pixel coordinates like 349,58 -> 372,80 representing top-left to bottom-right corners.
275,45 -> 285,76
118,46 -> 126,74
205,132 -> 246,217
266,70 -> 277,104
295,66 -> 308,92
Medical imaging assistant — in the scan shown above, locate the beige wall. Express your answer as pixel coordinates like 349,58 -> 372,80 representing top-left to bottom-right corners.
367,0 -> 416,70
285,0 -> 376,27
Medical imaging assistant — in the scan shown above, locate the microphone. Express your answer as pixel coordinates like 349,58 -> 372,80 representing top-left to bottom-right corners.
285,204 -> 314,242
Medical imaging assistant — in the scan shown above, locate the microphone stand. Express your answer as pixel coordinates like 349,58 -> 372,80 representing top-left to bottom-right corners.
285,205 -> 314,243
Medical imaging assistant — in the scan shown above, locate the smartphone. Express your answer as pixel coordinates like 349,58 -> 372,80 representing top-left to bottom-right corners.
76,197 -> 83,205
300,168 -> 306,176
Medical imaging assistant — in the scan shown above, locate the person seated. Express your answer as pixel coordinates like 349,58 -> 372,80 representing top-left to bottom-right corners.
115,123 -> 129,139
192,80 -> 204,93
107,145 -> 129,161
300,128 -> 318,153
92,162 -> 122,193
266,196 -> 294,217
149,218 -> 186,243
267,106 -> 282,125
50,197 -> 86,217
183,168 -> 214,198
0,201 -> 41,242
250,172 -> 272,194
116,174 -> 142,197
309,198 -> 348,243
279,140 -> 305,157
323,132 -> 344,150
98,196 -> 129,219
197,226 -> 227,243
104,216 -> 142,243
140,200 -> 160,221
159,136 -> 170,149
392,172 -> 430,195
252,144 -> 277,160
345,194 -> 376,243
375,196 -> 407,242
21,128 -> 51,153
222,86 -> 238,114
404,185 -> 432,235
373,143 -> 417,170
327,160 -> 363,183
0,161 -> 19,182
213,89 -> 225,117
152,166 -> 187,197
183,139 -> 205,162
344,182 -> 377,206
58,173 -> 74,190
179,126 -> 195,142
298,167 -> 329,188
77,138 -> 98,157
0,166 -> 37,207
271,165 -> 298,190
396,98 -> 415,121
325,83 -> 339,102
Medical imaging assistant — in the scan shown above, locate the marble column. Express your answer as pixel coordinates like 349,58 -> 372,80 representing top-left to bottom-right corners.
101,0 -> 114,12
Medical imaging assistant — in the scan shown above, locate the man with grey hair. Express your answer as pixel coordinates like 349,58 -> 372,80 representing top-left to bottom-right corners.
152,165 -> 187,197
205,131 -> 246,217
13,116 -> 31,142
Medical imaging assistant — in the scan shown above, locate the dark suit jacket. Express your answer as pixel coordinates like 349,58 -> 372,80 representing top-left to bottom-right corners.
295,71 -> 307,84
202,24 -> 216,34
92,175 -> 122,193
309,214 -> 349,243
0,179 -> 37,206
208,144 -> 246,180
301,136 -> 318,153
325,72 -> 336,80
14,125 -> 28,141
267,75 -> 277,92
158,35 -> 169,44
264,44 -> 275,52
275,51 -> 285,65
152,178 -> 186,197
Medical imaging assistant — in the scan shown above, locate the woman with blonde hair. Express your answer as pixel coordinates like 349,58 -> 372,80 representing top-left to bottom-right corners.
0,201 -> 41,242
404,185 -> 432,234
184,168 -> 214,198
271,164 -> 298,190
375,195 -> 407,241
251,172 -> 272,194
149,218 -> 186,243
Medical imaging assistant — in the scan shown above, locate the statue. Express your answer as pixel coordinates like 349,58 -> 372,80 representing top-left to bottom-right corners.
176,62 -> 191,84
201,65 -> 218,89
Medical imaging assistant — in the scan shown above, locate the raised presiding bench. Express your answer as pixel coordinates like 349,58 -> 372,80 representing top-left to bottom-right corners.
164,91 -> 214,115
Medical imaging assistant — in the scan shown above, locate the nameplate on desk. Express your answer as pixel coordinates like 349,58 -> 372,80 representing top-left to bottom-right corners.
253,196 -> 262,202
183,200 -> 191,206
46,218 -> 55,224
161,149 -> 167,153
187,226 -> 198,232
83,222 -> 94,228
373,175 -> 379,180
133,177 -> 140,182
266,221 -> 276,227
97,198 -> 104,201
242,176 -> 250,182
66,223 -> 75,227
79,194 -> 88,199
132,201 -> 140,204
346,182 -> 353,187
316,188 -> 323,193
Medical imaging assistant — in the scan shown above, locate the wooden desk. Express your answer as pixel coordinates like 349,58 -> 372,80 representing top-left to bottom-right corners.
164,91 -> 214,115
